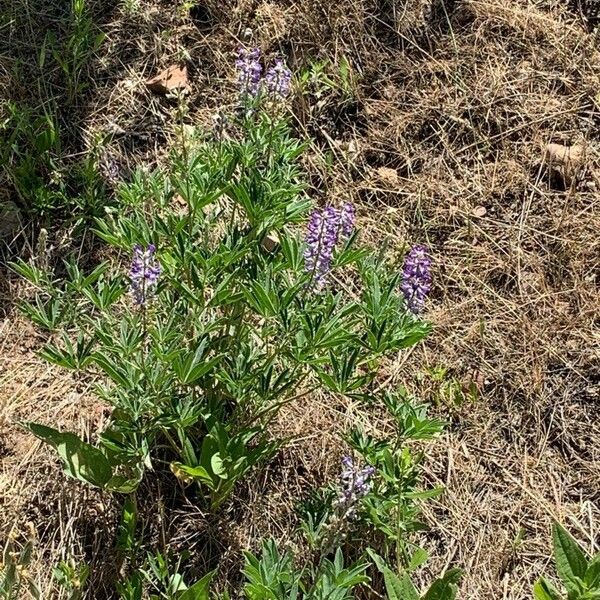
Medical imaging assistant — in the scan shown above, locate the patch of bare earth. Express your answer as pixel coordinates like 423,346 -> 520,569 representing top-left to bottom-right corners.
1,0 -> 599,597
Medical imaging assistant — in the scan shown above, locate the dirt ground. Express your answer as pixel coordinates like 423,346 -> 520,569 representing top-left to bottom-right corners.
1,0 -> 599,598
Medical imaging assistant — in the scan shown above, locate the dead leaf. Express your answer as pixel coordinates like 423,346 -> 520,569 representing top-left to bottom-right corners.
172,194 -> 187,216
262,232 -> 280,252
461,369 -> 486,398
146,65 -> 189,94
170,462 -> 193,484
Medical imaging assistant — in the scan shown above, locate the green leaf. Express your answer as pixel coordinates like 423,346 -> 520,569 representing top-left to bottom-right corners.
367,549 -> 419,600
105,467 -> 144,493
405,487 -> 444,500
423,569 -> 462,600
585,553 -> 600,588
23,422 -> 112,488
553,523 -> 588,586
210,452 -> 227,478
117,495 -> 137,553
177,570 -> 215,600
175,345 -> 221,385
171,463 -> 215,488
93,352 -> 131,388
533,577 -> 564,600
408,547 -> 429,572
243,281 -> 278,317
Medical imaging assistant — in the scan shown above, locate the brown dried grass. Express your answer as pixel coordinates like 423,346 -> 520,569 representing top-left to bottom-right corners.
1,0 -> 599,597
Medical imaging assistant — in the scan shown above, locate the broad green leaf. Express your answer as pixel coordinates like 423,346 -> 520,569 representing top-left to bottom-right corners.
105,461 -> 144,493
367,549 -> 419,600
177,570 -> 216,600
24,422 -> 112,488
211,453 -> 227,478
169,572 -> 191,594
553,523 -> 588,586
533,577 -> 564,600
199,430 -> 221,469
585,553 -> 600,588
423,569 -> 462,600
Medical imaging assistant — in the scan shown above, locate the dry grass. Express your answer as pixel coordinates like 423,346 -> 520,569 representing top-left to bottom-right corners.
1,0 -> 599,597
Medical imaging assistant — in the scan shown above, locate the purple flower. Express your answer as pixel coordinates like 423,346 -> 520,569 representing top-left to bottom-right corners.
340,202 -> 355,238
335,455 -> 375,519
235,47 -> 263,97
130,244 -> 161,306
304,205 -> 341,290
265,58 -> 292,98
400,245 -> 432,313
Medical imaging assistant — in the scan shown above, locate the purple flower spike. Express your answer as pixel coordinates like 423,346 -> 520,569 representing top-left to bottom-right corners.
400,245 -> 432,313
235,47 -> 263,97
340,202 -> 355,238
130,244 -> 161,306
304,205 -> 341,290
335,455 -> 375,520
265,58 -> 292,98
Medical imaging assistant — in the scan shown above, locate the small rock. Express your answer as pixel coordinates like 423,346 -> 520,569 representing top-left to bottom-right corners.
471,206 -> 487,217
543,143 -> 585,181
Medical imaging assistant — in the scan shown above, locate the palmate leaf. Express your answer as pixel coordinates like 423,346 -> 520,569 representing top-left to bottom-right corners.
242,280 -> 280,318
173,341 -> 221,385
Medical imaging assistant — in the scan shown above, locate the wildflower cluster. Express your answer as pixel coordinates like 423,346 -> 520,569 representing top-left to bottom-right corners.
129,244 -> 161,306
265,58 -> 293,98
401,244 -> 432,313
335,455 -> 375,520
235,47 -> 292,100
303,202 -> 355,289
235,47 -> 263,97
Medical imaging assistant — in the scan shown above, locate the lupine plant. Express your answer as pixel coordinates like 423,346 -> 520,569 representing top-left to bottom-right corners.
53,560 -> 89,600
13,49 -> 452,598
237,540 -> 369,600
14,49 -> 430,510
298,389 -> 459,599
